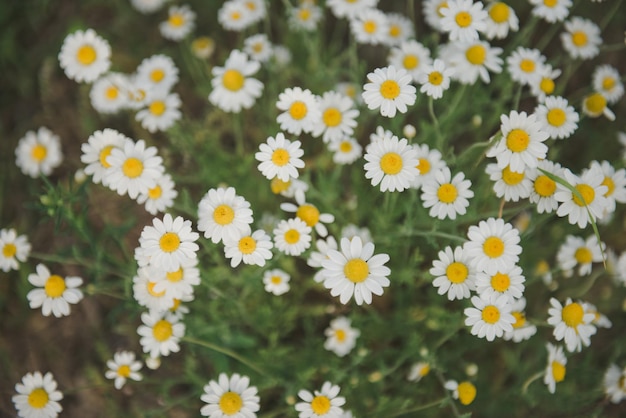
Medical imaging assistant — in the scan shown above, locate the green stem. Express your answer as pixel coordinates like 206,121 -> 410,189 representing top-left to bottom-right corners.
434,370 -> 462,418
183,337 -> 269,378
522,371 -> 544,395
429,97 -> 444,152
384,397 -> 448,418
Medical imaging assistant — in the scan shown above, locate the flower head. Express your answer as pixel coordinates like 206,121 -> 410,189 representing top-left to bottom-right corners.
200,373 -> 260,417
13,371 -> 63,418
27,264 -> 83,318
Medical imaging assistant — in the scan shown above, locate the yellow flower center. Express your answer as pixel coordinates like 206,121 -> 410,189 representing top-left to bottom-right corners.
543,0 -> 557,7
311,395 -> 331,414
117,364 -> 131,378
148,185 -> 163,199
170,298 -> 182,311
363,20 -> 377,34
298,8 -> 311,21
458,381 -> 477,405
540,78 -> 555,95
213,204 -> 235,225
490,272 -> 511,292
466,45 -> 486,65
270,178 -> 291,194
105,86 -> 119,100
245,1 -> 257,10
296,204 -> 320,227
403,54 -> 419,70
483,236 -> 505,258
252,43 -> 263,53
122,157 -> 144,178
489,3 -> 509,23
150,69 -> 165,83
584,93 -> 607,115
446,261 -> 468,284
502,166 -> 525,185
147,281 -> 165,297
602,77 -> 616,91
322,107 -> 342,127
574,247 -> 592,264
380,152 -> 403,175
389,24 -> 401,38
344,258 -> 369,283
271,275 -> 282,284
455,11 -> 472,28
289,101 -> 308,120
536,260 -> 550,274
284,229 -> 301,244
169,13 -> 184,27
31,144 -> 47,162
512,311 -> 526,328
152,319 -> 173,342
417,158 -> 431,174
520,59 -> 535,73
379,80 -> 401,99
238,236 -> 257,254
2,243 -> 17,258
231,11 -> 241,20
159,232 -> 180,253
562,302 -> 584,327
534,175 -> 556,197
428,71 -> 443,86
27,388 -> 49,409
222,69 -> 245,91
166,267 -> 184,282
44,274 -> 66,298
572,184 -> 595,206
506,129 -> 530,152
271,148 -> 290,166
602,176 -> 615,197
482,305 -> 500,324
552,361 -> 566,382
77,45 -> 97,65
149,101 -> 166,116
219,391 -> 243,415
437,183 -> 458,203
339,141 -> 353,153
335,329 -> 346,342
571,31 -> 588,47
546,108 -> 566,127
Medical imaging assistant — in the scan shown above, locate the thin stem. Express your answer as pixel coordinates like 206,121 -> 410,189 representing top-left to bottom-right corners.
183,337 -> 269,378
384,397 -> 448,418
434,369 -> 462,418
522,371 -> 544,394
429,96 -> 444,152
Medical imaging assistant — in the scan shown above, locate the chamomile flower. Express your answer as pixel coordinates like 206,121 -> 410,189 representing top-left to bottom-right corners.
592,65 -> 624,104
295,381 -> 345,418
223,227 -> 273,267
80,129 -> 127,186
603,364 -> 626,403
191,36 -> 215,59
289,2 -> 323,31
255,132 -> 305,182
440,0 -> 488,42
150,256 -> 200,302
444,380 -> 477,405
529,64 -> 562,102
335,81 -> 362,105
475,264 -> 525,302
89,72 -> 130,114
447,40 -> 503,85
326,0 -> 378,20
136,54 -> 179,93
544,343 -> 567,393
136,173 -> 178,215
464,294 -> 515,341
503,297 -> 537,342
582,92 -> 615,120
276,87 -> 321,135
350,8 -> 389,45
486,163 -> 532,202
280,193 -> 335,237
15,127 -> 63,178
527,159 -> 564,213
506,47 -> 546,86
410,144 -> 446,189
384,13 -> 414,46
364,134 -> 419,192
486,110 -> 549,173
548,297 -> 597,352
421,167 -> 474,220
244,33 -> 273,63
197,187 -> 254,244
131,0 -> 166,14
328,137 -> 363,165
321,236 -> 391,305
324,316 -> 360,357
530,0 -> 571,23
270,177 -> 308,201
387,40 -> 432,82
133,266 -> 177,312
561,17 -> 602,60
429,245 -> 476,301
241,0 -> 266,23
273,218 -> 312,256
341,224 -> 372,244
308,236 -> 339,283
136,91 -> 182,133
585,302 -> 612,329
27,264 -> 83,318
139,214 -> 200,272
362,65 -> 416,118
263,268 -> 291,295
58,28 -> 111,83
200,373 -> 260,418
104,138 -> 164,199
418,59 -> 454,99
218,0 -> 254,31
407,362 -> 431,382
210,49 -> 263,113
554,166 -> 609,228
556,235 -> 604,277
484,2 -> 518,40
138,311 -> 185,358
13,371 -> 63,418
586,160 -> 626,213
533,96 -> 579,139
423,0 -> 450,32
0,228 -> 30,272
312,91 -> 359,144
105,351 -> 143,390
464,217 -> 522,275
160,5 -> 195,41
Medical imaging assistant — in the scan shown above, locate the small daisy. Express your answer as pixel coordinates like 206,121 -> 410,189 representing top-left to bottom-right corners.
197,187 -> 254,244
486,163 -> 532,202
585,302 -> 612,329
280,193 -> 335,237
273,217 -> 312,256
255,132 -> 305,182
544,343 -> 567,393
364,134 -> 419,193
89,72 -> 131,114
131,0 -> 166,14
554,166 -> 609,228
421,167 -> 474,220
592,65 -> 624,104
105,351 -> 143,390
464,217 -> 522,275
242,0 -> 266,23
324,316 -> 360,357
139,213 -> 200,272
582,92 -> 616,121
423,0 -> 450,32
289,2 -> 323,31
307,236 -> 339,283
80,129 -> 128,186
104,138 -> 164,199
407,362 -> 431,382
200,373 -> 260,418
529,63 -> 562,102
321,236 -> 391,305
533,96 -> 579,139
136,91 -> 182,133
223,227 -> 273,268
263,268 -> 291,295
341,224 -> 373,244
506,47 -> 546,86
209,49 -> 264,113
475,264 -> 525,302
312,91 -> 359,144
527,159 -> 564,213
547,297 -> 597,352
530,0 -> 571,23
444,380 -> 477,405
387,40 -> 432,83
350,8 -> 389,45
272,44 -> 292,67
218,0 -> 254,31
556,235 -> 604,277
0,228 -> 31,272
384,13 -> 414,46
335,82 -> 362,105
486,110 -> 549,173
603,364 -> 626,404
362,65 -> 416,118
150,257 -> 200,302
328,137 -> 363,165
244,33 -> 273,63
137,311 -> 185,358
429,245 -> 476,301
13,371 -> 63,418
160,4 -> 195,41
326,0 -> 378,20
136,173 -> 178,215
447,40 -> 503,85
440,0 -> 488,42
418,59 -> 454,99
560,16 -> 602,60
135,54 -> 179,93
410,144 -> 446,189
464,294 -> 515,341
191,36 -> 215,59
295,381 -> 345,418
15,127 -> 63,178
484,2 -> 519,40
58,28 -> 111,83
586,160 -> 626,214
502,297 -> 537,342
133,266 -> 177,312
270,177 -> 309,201
276,87 -> 321,136
27,264 -> 83,318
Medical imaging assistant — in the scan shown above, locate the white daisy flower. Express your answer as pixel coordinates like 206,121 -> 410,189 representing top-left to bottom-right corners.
27,264 -> 83,318
326,0 -> 378,20
410,144 -> 446,189
312,91 -> 359,144
585,301 -> 612,329
15,127 -> 63,178
603,364 -> 626,404
341,224 -> 373,244
350,8 -> 389,45
554,166 -> 609,228
484,2 -> 519,40
273,217 -> 312,256
582,92 -> 616,121
592,64 -> 624,104
270,177 -> 309,201
364,134 -> 419,193
244,33 -> 273,63
200,373 -> 260,417
560,16 -> 602,60
464,217 -> 522,275
324,316 -> 360,357
447,40 -> 503,85
197,187 -> 254,244
133,266 -> 177,312
407,362 -> 431,382
387,40 -> 432,83
295,381 -> 346,418
533,96 -> 579,139
544,343 -> 567,393
547,297 -> 597,352
421,167 -> 474,220
150,256 -> 200,301
276,87 -> 321,135
12,371 -> 63,418
138,311 -> 185,358
136,173 -> 178,215
464,294 -> 515,341
135,54 -> 179,93
423,0 -> 450,32
255,132 -> 305,182
362,65 -> 416,118
130,0 -> 166,14
530,0 -> 571,23
223,227 -> 273,267
209,49 -> 264,113
321,236 -> 391,305
527,159 -> 564,213
218,1 -> 254,31
475,264 -> 525,302
191,36 -> 215,60
0,228 -> 31,272
262,268 -> 291,295
506,47 -> 546,86
80,129 -> 128,186
280,193 -> 335,237
139,213 -> 200,272
502,297 -> 537,342
586,160 -> 626,214
439,0 -> 488,42
58,28 -> 111,83
89,72 -> 131,114
444,380 -> 477,405
328,137 -> 363,165
289,2 -> 323,31
429,245 -> 476,301
528,63 -> 561,102
241,0 -> 266,23
486,110 -> 549,173
486,163 -> 532,202
160,5 -> 195,41
105,351 -> 143,390
384,12 -> 414,46
335,81 -> 362,105
418,59 -> 454,99
556,234 -> 604,277
307,236 -> 339,283
136,90 -> 182,133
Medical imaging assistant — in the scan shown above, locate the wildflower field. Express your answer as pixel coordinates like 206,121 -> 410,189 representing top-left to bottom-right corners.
2,0 -> 626,417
